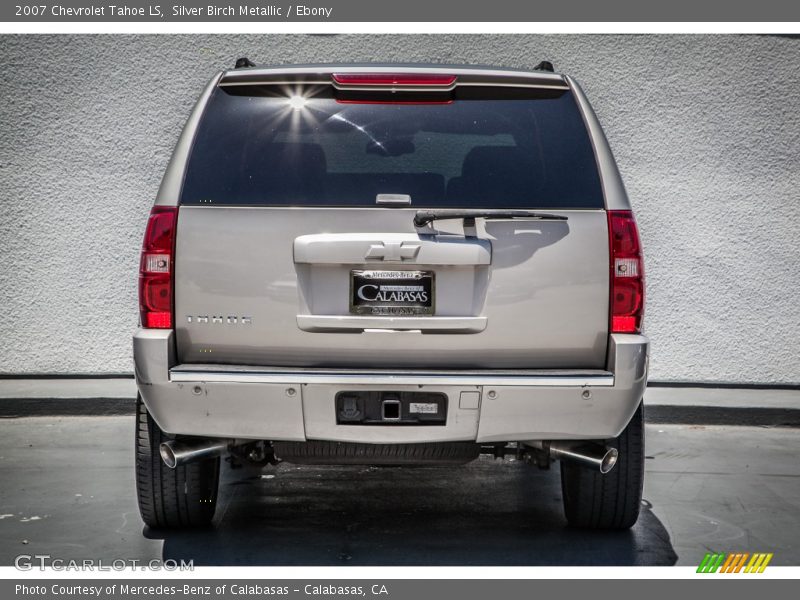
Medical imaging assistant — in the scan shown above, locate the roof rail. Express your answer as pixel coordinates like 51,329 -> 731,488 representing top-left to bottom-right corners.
534,61 -> 554,72
235,57 -> 256,69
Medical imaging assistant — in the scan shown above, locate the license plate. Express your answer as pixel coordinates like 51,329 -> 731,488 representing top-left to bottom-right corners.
350,270 -> 435,316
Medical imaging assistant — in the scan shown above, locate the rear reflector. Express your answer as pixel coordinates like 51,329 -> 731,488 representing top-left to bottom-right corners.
608,210 -> 645,334
332,73 -> 457,87
139,206 -> 177,329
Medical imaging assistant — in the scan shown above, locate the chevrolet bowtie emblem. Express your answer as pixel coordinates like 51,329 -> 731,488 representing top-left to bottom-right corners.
365,241 -> 421,262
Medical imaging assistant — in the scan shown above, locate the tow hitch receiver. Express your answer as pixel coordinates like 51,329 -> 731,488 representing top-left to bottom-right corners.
335,391 -> 447,425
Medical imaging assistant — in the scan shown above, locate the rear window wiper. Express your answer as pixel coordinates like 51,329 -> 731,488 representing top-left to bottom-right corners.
413,209 -> 568,228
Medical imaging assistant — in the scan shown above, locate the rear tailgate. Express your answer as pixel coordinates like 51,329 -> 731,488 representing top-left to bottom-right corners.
173,70 -> 609,369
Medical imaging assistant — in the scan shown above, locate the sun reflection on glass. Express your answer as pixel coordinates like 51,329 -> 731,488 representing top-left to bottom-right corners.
286,94 -> 308,111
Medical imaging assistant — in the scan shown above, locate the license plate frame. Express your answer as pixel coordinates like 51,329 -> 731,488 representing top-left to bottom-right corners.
350,269 -> 435,316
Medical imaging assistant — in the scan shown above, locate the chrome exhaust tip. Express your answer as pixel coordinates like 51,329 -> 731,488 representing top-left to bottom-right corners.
527,441 -> 619,474
159,439 -> 229,469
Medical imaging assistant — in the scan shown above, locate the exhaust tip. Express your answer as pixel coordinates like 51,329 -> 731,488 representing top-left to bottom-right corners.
600,447 -> 619,474
159,442 -> 178,469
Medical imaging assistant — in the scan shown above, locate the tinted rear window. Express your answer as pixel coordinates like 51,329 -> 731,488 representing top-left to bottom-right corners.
180,85 -> 603,209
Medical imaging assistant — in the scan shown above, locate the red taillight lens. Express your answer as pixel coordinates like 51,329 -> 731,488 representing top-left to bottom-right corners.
139,206 -> 177,329
332,73 -> 457,87
608,210 -> 645,334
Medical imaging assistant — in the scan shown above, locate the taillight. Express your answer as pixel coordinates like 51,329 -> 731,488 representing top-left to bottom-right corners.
608,210 -> 645,333
139,206 -> 177,329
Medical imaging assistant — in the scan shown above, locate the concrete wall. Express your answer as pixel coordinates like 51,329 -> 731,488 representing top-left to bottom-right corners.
0,35 -> 798,383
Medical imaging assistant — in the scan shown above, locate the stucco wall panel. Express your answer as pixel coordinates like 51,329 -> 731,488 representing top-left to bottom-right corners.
0,35 -> 798,382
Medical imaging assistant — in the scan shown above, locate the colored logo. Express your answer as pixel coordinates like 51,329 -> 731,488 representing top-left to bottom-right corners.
697,552 -> 773,573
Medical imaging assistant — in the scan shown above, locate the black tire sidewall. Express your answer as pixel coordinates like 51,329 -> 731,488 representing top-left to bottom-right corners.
560,402 -> 645,530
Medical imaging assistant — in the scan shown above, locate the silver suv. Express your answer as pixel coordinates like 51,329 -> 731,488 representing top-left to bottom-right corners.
134,62 -> 648,531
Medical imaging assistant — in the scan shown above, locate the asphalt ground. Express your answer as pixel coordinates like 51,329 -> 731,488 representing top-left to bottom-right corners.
0,416 -> 798,566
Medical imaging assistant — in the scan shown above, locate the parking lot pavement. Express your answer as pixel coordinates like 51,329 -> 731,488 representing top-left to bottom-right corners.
0,416 -> 798,566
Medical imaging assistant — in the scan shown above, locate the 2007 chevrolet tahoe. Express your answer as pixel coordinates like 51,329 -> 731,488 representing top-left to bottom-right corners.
134,62 -> 648,530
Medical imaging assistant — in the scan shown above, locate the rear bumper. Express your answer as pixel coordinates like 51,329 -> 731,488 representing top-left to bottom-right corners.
134,330 -> 648,443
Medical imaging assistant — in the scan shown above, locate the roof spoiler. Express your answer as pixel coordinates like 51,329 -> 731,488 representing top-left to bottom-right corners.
233,58 -> 556,73
218,65 -> 567,90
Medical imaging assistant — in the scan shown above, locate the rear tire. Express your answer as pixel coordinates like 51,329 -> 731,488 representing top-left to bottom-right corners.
560,402 -> 644,530
135,395 -> 220,529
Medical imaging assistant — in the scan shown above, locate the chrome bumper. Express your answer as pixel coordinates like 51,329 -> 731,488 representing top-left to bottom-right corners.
134,329 -> 648,443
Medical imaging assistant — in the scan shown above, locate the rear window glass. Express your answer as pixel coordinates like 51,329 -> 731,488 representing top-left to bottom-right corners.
180,85 -> 603,209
